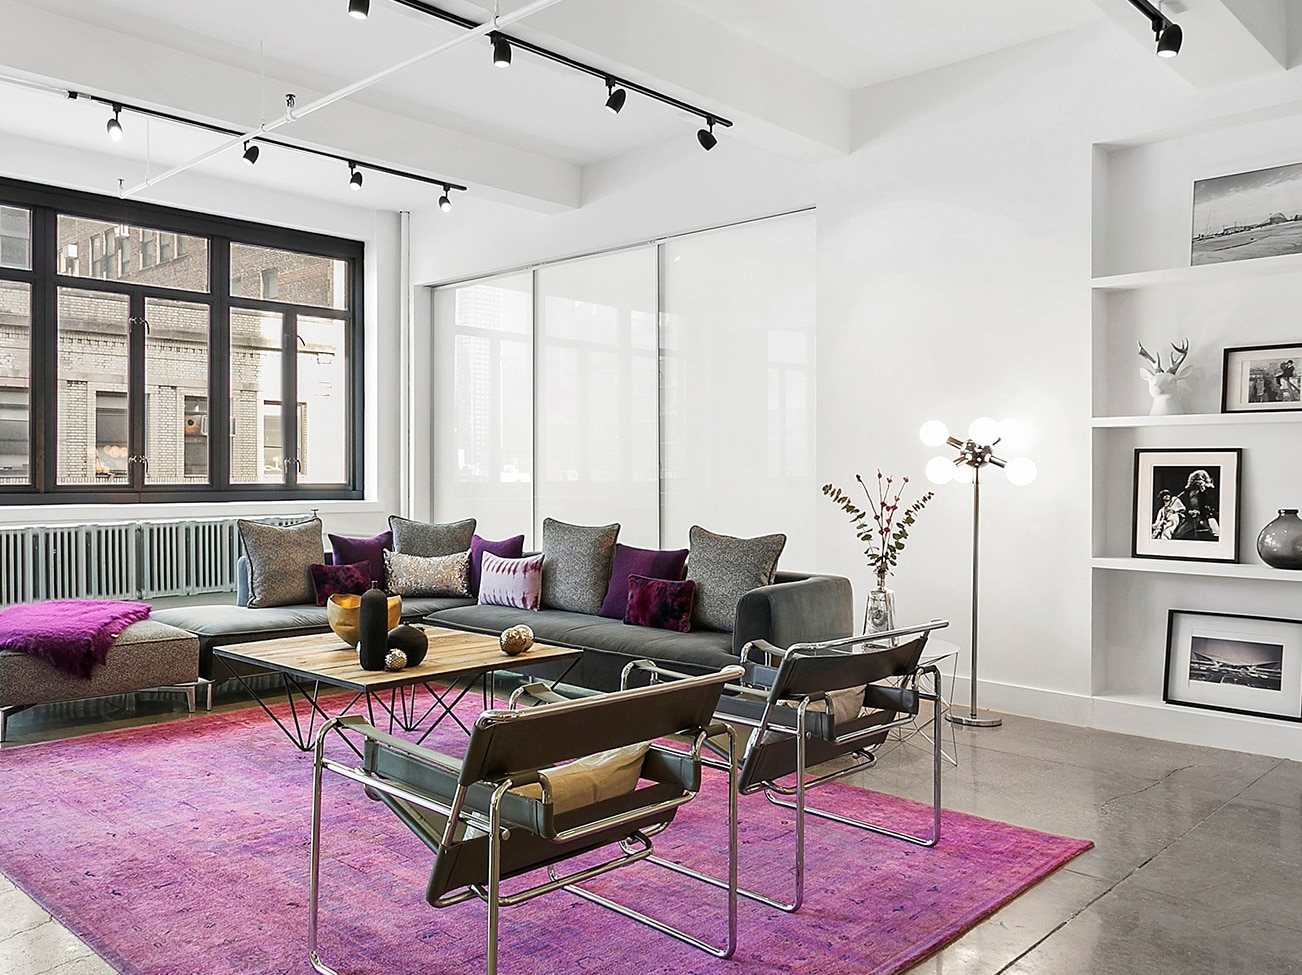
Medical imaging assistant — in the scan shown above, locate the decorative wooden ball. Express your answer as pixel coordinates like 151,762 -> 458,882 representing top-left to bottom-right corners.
383,649 -> 408,672
499,625 -> 534,656
387,624 -> 429,666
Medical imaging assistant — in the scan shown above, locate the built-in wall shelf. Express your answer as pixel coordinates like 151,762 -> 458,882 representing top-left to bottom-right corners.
1092,251 -> 1302,290
1091,556 -> 1302,582
1091,412 -> 1302,428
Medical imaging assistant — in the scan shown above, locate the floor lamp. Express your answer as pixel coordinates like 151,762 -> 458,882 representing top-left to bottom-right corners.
920,418 -> 1036,728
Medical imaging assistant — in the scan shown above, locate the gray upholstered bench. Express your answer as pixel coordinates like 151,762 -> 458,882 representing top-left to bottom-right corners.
0,619 -> 205,742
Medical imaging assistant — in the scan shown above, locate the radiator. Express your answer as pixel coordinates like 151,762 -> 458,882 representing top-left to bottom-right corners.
0,514 -> 316,605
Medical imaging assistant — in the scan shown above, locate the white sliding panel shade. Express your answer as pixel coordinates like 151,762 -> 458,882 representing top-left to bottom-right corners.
431,273 -> 534,544
659,212 -> 817,563
535,249 -> 659,547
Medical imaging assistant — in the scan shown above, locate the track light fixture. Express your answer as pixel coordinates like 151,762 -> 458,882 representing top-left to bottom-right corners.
242,141 -> 260,166
604,80 -> 626,115
106,104 -> 123,141
348,0 -> 370,18
491,32 -> 512,68
349,162 -> 363,190
697,117 -> 717,151
438,186 -> 453,211
1125,0 -> 1182,58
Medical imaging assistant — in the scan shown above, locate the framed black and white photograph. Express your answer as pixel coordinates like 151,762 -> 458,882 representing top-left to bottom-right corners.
1222,343 -> 1302,412
1165,610 -> 1302,721
1132,448 -> 1241,563
1192,161 -> 1302,266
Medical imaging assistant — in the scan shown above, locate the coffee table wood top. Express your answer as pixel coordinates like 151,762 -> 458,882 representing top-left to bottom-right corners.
213,626 -> 581,691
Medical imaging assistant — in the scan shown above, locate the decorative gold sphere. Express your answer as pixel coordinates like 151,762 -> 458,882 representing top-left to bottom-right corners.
499,625 -> 534,656
384,648 -> 408,672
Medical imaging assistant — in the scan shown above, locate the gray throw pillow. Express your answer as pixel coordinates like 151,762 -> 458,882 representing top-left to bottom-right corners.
389,515 -> 476,557
685,525 -> 786,632
237,518 -> 325,609
541,518 -> 620,615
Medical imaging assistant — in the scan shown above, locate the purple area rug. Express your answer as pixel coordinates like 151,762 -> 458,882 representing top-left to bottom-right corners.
0,701 -> 1091,975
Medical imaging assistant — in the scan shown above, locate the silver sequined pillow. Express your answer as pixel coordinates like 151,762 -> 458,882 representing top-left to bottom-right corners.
389,515 -> 476,557
541,518 -> 620,615
384,549 -> 471,598
685,525 -> 786,632
238,518 -> 325,608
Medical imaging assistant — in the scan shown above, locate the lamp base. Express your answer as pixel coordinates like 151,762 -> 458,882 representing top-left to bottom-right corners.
946,709 -> 1003,728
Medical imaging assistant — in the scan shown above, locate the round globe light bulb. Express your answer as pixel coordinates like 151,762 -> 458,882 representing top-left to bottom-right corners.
1005,457 -> 1037,486
968,416 -> 1001,445
925,456 -> 956,484
952,463 -> 976,484
919,420 -> 949,447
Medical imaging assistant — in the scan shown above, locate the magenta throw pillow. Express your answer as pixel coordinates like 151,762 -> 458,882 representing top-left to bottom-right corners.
309,561 -> 372,607
598,544 -> 689,619
624,575 -> 695,632
478,553 -> 543,611
329,530 -> 392,589
470,533 -> 526,597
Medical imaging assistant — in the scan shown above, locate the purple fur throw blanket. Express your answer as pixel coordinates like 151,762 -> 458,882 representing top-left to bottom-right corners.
0,600 -> 152,680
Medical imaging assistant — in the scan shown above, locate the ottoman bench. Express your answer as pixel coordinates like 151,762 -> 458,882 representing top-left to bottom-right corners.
0,619 -> 205,742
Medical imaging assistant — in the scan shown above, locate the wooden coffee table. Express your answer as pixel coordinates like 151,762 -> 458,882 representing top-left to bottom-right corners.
213,626 -> 582,750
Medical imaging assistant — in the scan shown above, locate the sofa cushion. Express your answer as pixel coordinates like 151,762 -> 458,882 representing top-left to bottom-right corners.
238,518 -> 324,608
685,525 -> 786,632
541,518 -> 619,615
389,515 -> 476,558
329,530 -> 392,589
598,544 -> 689,619
310,561 -> 371,606
625,575 -> 695,632
479,553 -> 543,611
470,534 -> 526,597
384,550 -> 471,598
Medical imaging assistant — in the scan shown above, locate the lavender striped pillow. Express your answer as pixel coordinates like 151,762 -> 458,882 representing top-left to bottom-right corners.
478,553 -> 544,611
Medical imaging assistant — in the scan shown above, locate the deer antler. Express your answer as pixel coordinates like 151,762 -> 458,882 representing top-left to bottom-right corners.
1137,341 -> 1162,371
1168,339 -> 1189,374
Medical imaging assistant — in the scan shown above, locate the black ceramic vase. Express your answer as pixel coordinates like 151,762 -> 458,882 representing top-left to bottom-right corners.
387,624 -> 428,666
357,584 -> 390,670
1258,509 -> 1302,570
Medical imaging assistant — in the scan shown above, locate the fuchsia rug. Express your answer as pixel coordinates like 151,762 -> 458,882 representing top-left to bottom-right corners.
0,702 -> 1091,975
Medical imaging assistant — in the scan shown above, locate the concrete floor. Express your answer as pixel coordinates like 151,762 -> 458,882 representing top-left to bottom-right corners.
1,695 -> 1300,974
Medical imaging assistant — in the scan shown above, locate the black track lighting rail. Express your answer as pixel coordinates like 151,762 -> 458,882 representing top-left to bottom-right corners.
1124,0 -> 1183,56
67,89 -> 468,194
384,0 -> 733,130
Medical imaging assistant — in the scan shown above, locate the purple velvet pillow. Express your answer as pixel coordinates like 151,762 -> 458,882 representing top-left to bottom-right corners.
478,553 -> 544,611
470,534 -> 526,597
624,575 -> 695,632
329,530 -> 392,589
598,544 -> 689,619
309,561 -> 372,607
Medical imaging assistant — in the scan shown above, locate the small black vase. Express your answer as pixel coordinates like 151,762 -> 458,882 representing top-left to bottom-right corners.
388,624 -> 429,667
1258,509 -> 1302,570
357,584 -> 390,670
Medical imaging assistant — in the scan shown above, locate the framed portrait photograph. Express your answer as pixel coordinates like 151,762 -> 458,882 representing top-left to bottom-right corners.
1192,160 -> 1302,266
1165,610 -> 1302,721
1132,448 -> 1241,563
1222,343 -> 1302,412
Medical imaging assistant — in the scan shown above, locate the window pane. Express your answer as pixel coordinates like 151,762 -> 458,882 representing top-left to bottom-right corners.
57,216 -> 209,291
230,309 -> 283,484
57,289 -> 131,485
0,281 -> 31,483
297,316 -> 348,484
145,298 -> 209,485
1,205 -> 32,270
231,244 -> 347,310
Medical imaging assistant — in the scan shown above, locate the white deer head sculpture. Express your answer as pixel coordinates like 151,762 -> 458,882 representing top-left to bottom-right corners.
1137,339 -> 1191,416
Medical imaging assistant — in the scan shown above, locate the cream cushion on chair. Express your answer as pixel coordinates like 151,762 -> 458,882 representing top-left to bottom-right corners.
512,742 -> 651,814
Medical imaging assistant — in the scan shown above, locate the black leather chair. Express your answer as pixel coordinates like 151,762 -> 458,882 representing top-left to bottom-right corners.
307,664 -> 744,975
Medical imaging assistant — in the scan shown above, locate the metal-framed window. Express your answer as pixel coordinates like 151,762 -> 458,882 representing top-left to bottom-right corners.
0,176 -> 364,504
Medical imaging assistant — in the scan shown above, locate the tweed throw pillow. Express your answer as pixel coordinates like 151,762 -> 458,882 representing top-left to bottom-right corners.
384,550 -> 471,598
540,518 -> 620,615
685,525 -> 786,632
479,553 -> 544,611
238,518 -> 325,609
389,515 -> 476,557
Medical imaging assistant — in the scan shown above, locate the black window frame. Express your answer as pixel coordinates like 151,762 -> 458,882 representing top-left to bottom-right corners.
0,176 -> 364,505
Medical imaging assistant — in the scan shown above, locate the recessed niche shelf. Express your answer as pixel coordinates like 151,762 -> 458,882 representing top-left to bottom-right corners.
1091,557 -> 1302,582
1091,412 -> 1302,429
1092,251 -> 1302,290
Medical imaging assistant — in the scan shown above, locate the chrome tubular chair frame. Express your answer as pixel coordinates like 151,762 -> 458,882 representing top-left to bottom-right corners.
308,665 -> 742,975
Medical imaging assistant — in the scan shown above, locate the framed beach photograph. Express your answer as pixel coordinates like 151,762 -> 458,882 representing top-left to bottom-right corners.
1165,610 -> 1302,721
1222,343 -> 1302,412
1132,448 -> 1241,563
1192,161 -> 1302,266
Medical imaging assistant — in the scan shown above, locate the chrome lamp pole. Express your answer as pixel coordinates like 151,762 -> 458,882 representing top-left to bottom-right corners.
920,418 -> 1036,729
